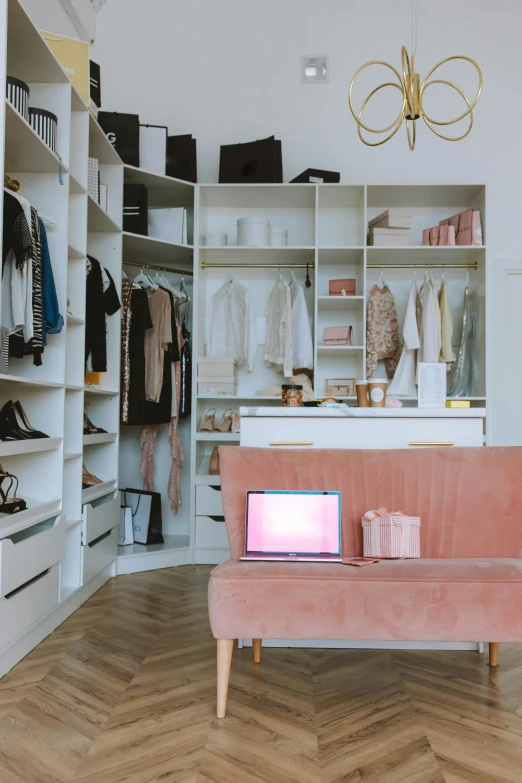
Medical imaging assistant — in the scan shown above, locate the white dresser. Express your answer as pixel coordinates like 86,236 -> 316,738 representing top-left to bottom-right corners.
239,406 -> 486,449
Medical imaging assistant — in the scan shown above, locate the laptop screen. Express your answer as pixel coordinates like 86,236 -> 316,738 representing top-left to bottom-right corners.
245,490 -> 341,556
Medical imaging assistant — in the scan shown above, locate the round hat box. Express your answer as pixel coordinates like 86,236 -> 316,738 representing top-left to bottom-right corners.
270,228 -> 288,247
6,76 -> 30,121
29,107 -> 58,153
237,216 -> 270,247
203,232 -> 228,247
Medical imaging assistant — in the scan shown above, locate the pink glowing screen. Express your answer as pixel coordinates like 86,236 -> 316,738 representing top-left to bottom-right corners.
245,491 -> 341,554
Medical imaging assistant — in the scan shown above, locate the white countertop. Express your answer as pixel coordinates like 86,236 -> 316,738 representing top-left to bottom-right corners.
239,406 -> 486,418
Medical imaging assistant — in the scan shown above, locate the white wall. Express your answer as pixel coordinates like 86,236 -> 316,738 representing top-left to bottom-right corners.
20,0 -> 94,40
92,0 -> 522,444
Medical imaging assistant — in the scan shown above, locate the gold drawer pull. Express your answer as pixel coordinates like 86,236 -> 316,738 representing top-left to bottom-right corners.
409,441 -> 454,447
270,441 -> 314,446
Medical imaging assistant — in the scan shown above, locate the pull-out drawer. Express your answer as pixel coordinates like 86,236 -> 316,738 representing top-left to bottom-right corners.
82,491 -> 119,546
0,564 -> 60,651
81,526 -> 117,586
241,416 -> 483,449
196,515 -> 229,549
195,485 -> 224,516
0,514 -> 66,598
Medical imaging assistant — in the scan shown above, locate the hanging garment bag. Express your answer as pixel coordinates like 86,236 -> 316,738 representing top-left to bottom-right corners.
123,488 -> 164,545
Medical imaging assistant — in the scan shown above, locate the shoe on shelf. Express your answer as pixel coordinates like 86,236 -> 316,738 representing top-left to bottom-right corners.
0,465 -> 27,514
231,411 -> 240,433
213,409 -> 233,433
0,411 -> 28,441
2,400 -> 49,440
82,464 -> 103,489
199,408 -> 216,432
83,409 -> 107,435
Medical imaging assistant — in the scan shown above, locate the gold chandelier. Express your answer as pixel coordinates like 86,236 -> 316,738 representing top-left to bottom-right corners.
349,5 -> 482,150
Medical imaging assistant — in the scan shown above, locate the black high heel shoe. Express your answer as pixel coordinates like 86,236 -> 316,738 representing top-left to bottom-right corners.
0,466 -> 27,514
2,400 -> 49,440
0,411 -> 26,441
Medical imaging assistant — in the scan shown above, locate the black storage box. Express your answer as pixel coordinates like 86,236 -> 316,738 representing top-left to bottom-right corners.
6,75 -> 29,121
291,168 -> 340,184
98,111 -> 140,166
123,184 -> 148,236
219,135 -> 283,184
166,134 -> 197,182
90,60 -> 101,108
29,107 -> 58,152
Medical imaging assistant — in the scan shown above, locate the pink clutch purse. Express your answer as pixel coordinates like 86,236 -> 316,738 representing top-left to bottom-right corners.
422,224 -> 456,246
323,326 -> 354,346
439,209 -> 483,246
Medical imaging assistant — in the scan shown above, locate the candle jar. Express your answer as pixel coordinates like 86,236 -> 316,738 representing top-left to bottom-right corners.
282,384 -> 303,407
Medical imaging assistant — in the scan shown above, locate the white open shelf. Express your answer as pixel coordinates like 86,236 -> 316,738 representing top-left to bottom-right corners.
82,480 -> 118,505
0,498 -> 62,540
195,433 -> 240,442
4,101 -> 68,175
124,164 -> 195,208
83,433 -> 117,446
68,242 -> 85,261
122,232 -> 193,268
118,534 -> 190,558
0,437 -> 62,458
67,312 -> 84,325
88,195 -> 121,233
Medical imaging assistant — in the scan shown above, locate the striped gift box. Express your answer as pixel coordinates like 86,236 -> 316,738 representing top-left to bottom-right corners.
6,76 -> 29,121
28,107 -> 58,152
362,508 -> 421,559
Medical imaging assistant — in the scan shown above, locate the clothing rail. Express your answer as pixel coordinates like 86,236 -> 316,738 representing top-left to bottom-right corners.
367,263 -> 478,270
123,259 -> 194,276
200,263 -> 314,269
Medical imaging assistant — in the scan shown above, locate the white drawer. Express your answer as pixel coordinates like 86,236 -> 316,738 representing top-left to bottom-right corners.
195,485 -> 224,516
0,514 -> 66,598
241,416 -> 483,449
81,526 -> 117,586
82,491 -> 119,545
195,515 -> 229,549
0,564 -> 60,651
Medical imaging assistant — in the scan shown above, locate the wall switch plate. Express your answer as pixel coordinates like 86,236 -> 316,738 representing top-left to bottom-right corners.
301,55 -> 329,83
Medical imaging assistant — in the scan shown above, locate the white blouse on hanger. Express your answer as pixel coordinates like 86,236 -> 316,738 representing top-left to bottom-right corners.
290,280 -> 313,371
265,279 -> 293,377
207,277 -> 256,372
387,281 -> 420,398
418,276 -> 441,364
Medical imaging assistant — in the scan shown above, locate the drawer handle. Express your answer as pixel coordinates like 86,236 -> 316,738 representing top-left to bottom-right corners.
270,441 -> 314,446
209,516 -> 226,523
88,529 -> 112,548
409,441 -> 455,447
5,569 -> 49,600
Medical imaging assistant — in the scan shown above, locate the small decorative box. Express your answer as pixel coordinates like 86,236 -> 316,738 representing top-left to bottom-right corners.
362,507 -> 421,558
324,378 -> 356,397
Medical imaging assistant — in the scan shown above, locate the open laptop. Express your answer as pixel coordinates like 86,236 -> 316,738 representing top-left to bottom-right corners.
240,490 -> 342,562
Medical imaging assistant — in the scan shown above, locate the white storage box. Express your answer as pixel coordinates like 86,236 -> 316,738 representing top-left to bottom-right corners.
237,216 -> 270,247
270,228 -> 288,246
204,232 -> 228,246
198,356 -> 237,378
369,209 -> 413,230
368,227 -> 411,247
198,377 -> 237,395
148,208 -> 186,244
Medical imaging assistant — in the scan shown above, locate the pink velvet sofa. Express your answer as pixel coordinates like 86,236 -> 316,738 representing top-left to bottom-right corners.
208,446 -> 522,717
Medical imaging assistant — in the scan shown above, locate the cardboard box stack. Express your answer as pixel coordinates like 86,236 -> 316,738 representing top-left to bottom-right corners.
368,209 -> 412,246
198,357 -> 238,396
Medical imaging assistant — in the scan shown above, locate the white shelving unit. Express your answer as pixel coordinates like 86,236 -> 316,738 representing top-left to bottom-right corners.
117,162 -> 195,575
0,0 -> 123,678
191,182 -> 488,565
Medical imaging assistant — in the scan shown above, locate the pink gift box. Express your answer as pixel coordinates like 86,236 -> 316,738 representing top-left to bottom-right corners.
362,507 -> 421,558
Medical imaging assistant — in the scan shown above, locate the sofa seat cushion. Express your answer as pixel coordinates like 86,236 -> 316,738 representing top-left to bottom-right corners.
208,559 -> 522,643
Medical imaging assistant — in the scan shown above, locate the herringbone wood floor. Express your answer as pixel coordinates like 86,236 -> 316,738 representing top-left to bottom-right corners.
1,566 -> 522,782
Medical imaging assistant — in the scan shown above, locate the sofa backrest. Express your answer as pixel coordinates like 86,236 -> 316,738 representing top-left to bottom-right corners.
219,446 -> 522,560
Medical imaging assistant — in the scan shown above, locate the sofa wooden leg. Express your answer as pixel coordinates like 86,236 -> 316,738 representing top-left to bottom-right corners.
252,638 -> 262,664
217,639 -> 234,718
489,642 -> 499,667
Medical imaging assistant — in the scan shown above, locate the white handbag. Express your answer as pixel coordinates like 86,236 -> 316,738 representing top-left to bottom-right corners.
118,503 -> 134,546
